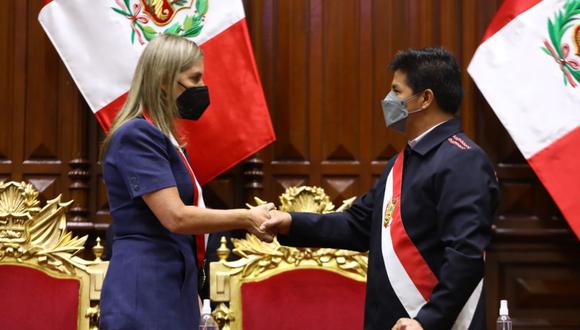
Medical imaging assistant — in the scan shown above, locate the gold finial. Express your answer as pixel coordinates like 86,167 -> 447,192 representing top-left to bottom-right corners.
216,236 -> 230,261
85,305 -> 100,330
212,302 -> 234,329
93,237 -> 104,262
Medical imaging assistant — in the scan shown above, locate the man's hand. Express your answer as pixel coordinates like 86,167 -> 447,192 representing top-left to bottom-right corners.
260,210 -> 292,236
391,318 -> 423,330
246,203 -> 276,242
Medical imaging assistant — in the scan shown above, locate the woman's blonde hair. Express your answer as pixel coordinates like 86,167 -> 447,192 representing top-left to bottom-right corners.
100,34 -> 203,159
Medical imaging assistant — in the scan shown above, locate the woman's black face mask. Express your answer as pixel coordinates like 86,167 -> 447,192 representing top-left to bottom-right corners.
176,82 -> 210,121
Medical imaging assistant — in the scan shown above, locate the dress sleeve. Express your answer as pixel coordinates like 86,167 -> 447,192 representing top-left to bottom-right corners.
114,120 -> 177,199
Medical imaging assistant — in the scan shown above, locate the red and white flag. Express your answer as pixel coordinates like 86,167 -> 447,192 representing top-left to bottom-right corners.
468,0 -> 580,238
38,0 -> 275,184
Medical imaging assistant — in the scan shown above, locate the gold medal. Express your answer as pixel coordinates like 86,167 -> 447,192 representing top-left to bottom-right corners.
384,198 -> 397,227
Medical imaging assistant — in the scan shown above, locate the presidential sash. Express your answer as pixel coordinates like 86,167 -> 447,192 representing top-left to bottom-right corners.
380,150 -> 482,329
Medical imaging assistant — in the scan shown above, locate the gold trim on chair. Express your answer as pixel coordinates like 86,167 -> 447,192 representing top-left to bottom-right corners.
0,181 -> 108,330
210,186 -> 367,330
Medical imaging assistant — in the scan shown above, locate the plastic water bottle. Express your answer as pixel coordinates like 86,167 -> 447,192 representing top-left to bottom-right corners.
496,299 -> 512,330
199,299 -> 219,330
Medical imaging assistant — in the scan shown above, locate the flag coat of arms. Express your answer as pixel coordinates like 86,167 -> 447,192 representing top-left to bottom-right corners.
39,0 -> 275,184
468,0 -> 580,237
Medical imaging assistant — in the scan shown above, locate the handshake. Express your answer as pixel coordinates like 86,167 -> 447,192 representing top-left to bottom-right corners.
245,203 -> 291,242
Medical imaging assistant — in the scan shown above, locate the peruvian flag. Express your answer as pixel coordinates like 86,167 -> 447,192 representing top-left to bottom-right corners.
38,0 -> 275,184
468,0 -> 580,238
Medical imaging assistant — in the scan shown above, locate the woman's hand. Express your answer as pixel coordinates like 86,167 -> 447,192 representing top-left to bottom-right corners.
260,210 -> 292,236
246,203 -> 277,242
143,187 -> 279,236
391,318 -> 423,330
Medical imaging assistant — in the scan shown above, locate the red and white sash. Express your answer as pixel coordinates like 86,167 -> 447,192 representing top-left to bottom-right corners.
143,114 -> 207,269
380,150 -> 482,329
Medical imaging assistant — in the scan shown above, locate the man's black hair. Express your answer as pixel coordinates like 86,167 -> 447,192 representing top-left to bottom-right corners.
389,47 -> 463,114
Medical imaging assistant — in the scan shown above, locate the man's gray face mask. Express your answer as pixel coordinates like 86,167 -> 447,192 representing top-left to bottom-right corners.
381,91 -> 424,133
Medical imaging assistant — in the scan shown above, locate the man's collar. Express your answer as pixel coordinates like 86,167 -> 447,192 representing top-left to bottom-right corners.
408,120 -> 449,148
409,118 -> 463,156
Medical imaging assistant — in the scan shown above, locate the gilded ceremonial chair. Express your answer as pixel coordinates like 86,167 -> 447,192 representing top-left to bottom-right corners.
209,186 -> 367,330
0,181 -> 108,330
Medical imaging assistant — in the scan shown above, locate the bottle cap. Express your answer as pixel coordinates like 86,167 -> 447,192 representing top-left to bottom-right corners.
202,299 -> 212,315
499,299 -> 509,316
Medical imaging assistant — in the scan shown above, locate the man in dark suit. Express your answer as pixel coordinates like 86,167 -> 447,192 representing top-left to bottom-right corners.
263,48 -> 499,330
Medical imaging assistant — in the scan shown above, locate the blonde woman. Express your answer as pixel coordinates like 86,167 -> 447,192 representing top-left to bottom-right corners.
99,34 -> 274,329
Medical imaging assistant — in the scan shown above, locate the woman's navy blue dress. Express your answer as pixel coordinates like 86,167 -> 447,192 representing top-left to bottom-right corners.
100,117 -> 200,329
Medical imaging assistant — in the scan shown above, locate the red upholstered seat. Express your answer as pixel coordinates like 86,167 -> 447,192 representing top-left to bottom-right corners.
241,269 -> 366,330
0,182 -> 108,329
0,264 -> 80,330
209,187 -> 367,330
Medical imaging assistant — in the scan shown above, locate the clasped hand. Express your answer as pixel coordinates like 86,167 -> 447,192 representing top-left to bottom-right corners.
246,205 -> 292,242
